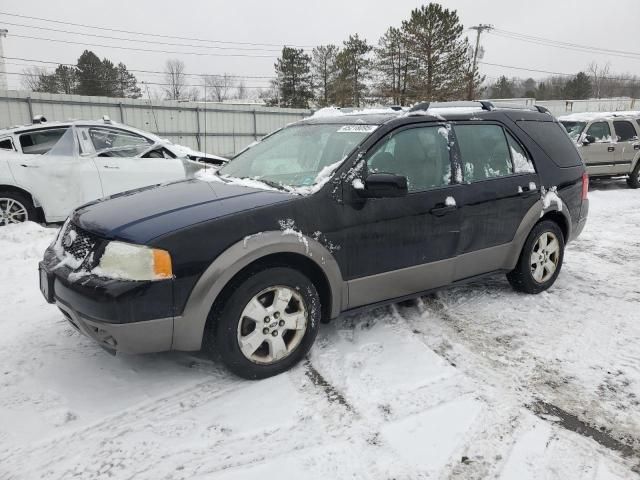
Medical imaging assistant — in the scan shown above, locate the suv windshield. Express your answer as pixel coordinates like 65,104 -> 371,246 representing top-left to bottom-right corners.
560,121 -> 586,141
218,124 -> 375,189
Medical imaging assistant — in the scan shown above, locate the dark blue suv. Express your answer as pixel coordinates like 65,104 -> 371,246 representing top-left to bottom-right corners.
39,102 -> 589,379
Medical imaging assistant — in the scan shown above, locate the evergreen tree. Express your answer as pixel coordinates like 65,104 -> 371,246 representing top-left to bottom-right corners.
564,72 -> 592,99
76,50 -> 108,96
115,62 -> 141,98
311,45 -> 339,107
490,76 -> 514,98
402,3 -> 470,101
374,27 -> 412,105
54,65 -> 78,94
334,34 -> 372,107
273,47 -> 313,108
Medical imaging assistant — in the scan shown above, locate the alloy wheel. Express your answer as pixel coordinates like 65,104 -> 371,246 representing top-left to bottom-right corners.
236,286 -> 308,364
530,231 -> 560,283
0,198 -> 28,226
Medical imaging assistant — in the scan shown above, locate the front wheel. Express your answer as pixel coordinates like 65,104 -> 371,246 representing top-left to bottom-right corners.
0,191 -> 35,226
507,220 -> 565,294
208,267 -> 321,379
627,162 -> 640,189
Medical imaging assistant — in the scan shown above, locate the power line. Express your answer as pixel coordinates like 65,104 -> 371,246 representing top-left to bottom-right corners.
1,55 -> 277,79
478,60 -> 640,82
8,33 -> 278,58
0,20 -> 283,53
2,70 -> 272,90
0,10 -> 314,48
489,29 -> 640,60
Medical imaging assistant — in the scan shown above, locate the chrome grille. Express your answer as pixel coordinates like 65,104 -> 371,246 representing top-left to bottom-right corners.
60,222 -> 98,262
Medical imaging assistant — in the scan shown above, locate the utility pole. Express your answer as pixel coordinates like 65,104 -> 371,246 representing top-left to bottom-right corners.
0,29 -> 8,91
467,24 -> 492,100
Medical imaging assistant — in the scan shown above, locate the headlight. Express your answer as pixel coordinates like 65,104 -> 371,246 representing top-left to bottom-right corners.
94,241 -> 173,281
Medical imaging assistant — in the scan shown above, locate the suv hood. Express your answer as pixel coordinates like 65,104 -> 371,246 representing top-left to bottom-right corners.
73,179 -> 295,243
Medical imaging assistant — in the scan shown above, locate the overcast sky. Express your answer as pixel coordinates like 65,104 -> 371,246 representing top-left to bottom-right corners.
1,0 -> 639,94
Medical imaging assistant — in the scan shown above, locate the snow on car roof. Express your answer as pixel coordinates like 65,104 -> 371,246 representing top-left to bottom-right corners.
558,111 -> 640,122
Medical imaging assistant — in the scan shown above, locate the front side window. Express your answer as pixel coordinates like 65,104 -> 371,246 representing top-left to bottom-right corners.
89,128 -> 153,157
586,122 -> 612,142
454,124 -> 513,182
367,126 -> 451,192
613,121 -> 637,142
219,124 -> 374,189
19,128 -> 68,155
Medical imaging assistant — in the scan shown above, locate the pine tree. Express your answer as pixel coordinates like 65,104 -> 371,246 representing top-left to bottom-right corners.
53,65 -> 78,94
402,3 -> 470,101
311,45 -> 339,107
76,50 -> 108,96
115,63 -> 141,98
374,27 -> 412,105
273,47 -> 313,108
564,72 -> 592,100
334,34 -> 372,107
490,76 -> 514,98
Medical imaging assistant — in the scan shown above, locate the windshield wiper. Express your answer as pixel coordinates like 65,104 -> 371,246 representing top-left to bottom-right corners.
251,178 -> 289,191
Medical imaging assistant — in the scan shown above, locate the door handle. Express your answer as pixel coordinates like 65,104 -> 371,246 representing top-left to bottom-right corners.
607,146 -> 615,152
102,165 -> 120,169
20,164 -> 39,168
634,145 -> 640,150
430,205 -> 457,216
519,188 -> 538,198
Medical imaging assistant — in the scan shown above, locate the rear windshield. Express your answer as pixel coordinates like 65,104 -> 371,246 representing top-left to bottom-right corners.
516,121 -> 582,168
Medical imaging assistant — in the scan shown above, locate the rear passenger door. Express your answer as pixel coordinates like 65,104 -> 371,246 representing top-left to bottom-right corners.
451,123 -> 539,280
612,120 -> 640,174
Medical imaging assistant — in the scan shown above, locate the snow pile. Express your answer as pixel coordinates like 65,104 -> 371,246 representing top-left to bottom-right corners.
540,185 -> 563,214
279,218 -> 310,254
444,196 -> 456,207
558,111 -> 640,122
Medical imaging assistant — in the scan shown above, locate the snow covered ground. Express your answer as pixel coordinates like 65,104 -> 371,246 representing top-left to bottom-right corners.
1,179 -> 639,479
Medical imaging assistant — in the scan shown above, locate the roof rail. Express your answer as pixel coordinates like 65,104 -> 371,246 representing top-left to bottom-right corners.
409,102 -> 430,112
534,105 -> 552,115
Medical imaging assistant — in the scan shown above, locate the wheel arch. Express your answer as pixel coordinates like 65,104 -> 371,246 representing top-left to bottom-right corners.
172,231 -> 344,351
0,184 -> 45,222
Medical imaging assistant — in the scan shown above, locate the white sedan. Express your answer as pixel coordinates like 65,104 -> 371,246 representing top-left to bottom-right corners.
0,118 -> 226,224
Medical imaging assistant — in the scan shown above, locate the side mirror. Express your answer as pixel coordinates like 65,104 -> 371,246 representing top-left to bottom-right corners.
582,135 -> 596,145
358,173 -> 408,198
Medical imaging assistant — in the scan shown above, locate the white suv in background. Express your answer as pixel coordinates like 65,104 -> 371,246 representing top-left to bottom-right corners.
0,118 -> 226,225
559,112 -> 640,188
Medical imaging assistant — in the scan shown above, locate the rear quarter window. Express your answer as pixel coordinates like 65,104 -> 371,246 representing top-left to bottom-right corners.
516,121 -> 583,168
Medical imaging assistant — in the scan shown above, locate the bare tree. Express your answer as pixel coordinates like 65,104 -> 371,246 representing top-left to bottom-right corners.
235,80 -> 247,100
21,67 -> 49,91
163,59 -> 188,100
588,61 -> 611,99
204,73 -> 234,102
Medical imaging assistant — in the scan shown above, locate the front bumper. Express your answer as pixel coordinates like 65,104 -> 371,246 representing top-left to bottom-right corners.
39,247 -> 174,354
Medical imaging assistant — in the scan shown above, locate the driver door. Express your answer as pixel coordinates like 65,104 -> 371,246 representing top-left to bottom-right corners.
337,124 -> 464,308
81,126 -> 187,196
581,121 -> 617,176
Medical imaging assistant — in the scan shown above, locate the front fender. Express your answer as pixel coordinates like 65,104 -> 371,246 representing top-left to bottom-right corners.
172,231 -> 344,351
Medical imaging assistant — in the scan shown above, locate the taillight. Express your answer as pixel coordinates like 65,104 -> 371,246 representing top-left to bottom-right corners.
581,172 -> 589,200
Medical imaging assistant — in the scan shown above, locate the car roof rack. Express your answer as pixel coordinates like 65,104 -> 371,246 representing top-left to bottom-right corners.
406,100 -> 552,115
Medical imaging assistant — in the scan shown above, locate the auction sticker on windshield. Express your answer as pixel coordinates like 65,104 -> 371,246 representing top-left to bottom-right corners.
337,125 -> 379,133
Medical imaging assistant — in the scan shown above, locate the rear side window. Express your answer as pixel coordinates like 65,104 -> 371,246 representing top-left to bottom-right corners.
613,121 -> 637,142
19,128 -> 68,154
586,122 -> 612,142
0,138 -> 14,150
453,124 -> 512,182
506,131 -> 535,173
89,127 -> 153,157
516,121 -> 583,168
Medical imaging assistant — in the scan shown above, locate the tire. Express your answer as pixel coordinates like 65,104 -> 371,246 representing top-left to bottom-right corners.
207,267 -> 321,379
507,220 -> 565,294
0,190 -> 36,226
626,162 -> 640,189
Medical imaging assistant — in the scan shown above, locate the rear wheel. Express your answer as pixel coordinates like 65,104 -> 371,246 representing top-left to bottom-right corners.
507,220 -> 565,294
207,267 -> 321,379
0,191 -> 35,226
627,162 -> 640,189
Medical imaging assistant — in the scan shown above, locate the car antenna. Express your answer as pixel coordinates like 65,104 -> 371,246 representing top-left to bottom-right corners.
143,81 -> 160,135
